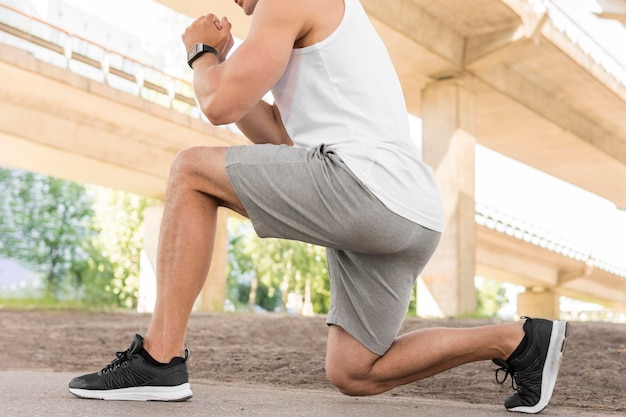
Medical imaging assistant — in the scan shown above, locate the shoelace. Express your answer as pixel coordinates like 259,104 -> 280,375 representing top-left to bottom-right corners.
100,349 -> 131,374
493,358 -> 519,391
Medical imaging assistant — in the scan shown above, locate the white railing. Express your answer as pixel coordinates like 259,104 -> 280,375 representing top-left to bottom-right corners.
0,3 -> 201,118
475,203 -> 626,279
532,0 -> 626,87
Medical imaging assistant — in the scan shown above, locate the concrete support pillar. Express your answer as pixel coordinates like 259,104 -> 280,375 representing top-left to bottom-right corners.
419,78 -> 477,317
518,288 -> 560,319
137,205 -> 162,313
137,205 -> 229,313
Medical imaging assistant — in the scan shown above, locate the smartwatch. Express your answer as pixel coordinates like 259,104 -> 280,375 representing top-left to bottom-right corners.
187,43 -> 220,68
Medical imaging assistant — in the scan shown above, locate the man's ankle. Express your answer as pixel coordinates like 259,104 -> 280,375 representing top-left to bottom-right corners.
143,336 -> 182,364
499,322 -> 526,361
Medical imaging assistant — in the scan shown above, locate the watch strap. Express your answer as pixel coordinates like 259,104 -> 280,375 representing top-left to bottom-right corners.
187,43 -> 220,68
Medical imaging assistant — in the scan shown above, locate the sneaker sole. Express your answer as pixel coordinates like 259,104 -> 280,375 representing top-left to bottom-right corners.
69,383 -> 193,401
508,320 -> 569,414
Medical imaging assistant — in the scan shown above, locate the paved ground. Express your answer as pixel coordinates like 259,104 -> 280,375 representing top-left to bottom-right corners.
1,370 -> 620,417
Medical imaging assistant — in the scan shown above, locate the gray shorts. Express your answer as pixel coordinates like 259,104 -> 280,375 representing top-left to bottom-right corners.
225,144 -> 441,355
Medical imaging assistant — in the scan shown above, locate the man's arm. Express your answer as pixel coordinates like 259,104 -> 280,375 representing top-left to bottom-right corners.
182,0 -> 310,141
235,101 -> 293,145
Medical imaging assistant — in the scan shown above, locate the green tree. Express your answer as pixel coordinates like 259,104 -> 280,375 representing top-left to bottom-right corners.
476,277 -> 508,317
89,187 -> 158,308
0,168 -> 157,308
227,217 -> 330,314
0,169 -> 100,298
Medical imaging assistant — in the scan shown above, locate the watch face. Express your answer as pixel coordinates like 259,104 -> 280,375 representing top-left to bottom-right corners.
188,43 -> 201,61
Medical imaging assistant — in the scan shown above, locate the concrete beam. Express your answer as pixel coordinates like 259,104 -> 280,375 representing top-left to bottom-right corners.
463,0 -> 549,69
464,25 -> 527,69
0,98 -> 173,180
0,43 -> 246,198
155,0 -> 252,39
0,130 -> 167,198
596,12 -> 626,25
361,0 -> 465,66
483,64 -> 626,164
557,264 -> 593,286
475,63 -> 626,208
540,18 -> 626,103
476,225 -> 626,312
475,223 -> 562,288
463,7 -> 548,71
596,0 -> 626,25
558,277 -> 626,313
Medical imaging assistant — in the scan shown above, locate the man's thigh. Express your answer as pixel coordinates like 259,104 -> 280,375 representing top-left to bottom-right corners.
225,143 -> 414,251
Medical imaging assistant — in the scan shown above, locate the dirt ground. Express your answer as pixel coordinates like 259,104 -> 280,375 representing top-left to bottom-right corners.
0,310 -> 624,413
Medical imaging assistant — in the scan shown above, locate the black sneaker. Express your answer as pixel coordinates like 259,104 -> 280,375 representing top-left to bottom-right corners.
493,317 -> 568,414
69,334 -> 193,401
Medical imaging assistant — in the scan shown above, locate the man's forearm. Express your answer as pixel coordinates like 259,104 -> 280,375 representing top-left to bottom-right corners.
235,101 -> 293,146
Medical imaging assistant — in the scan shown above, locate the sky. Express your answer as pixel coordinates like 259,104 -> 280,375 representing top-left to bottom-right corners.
26,0 -> 626,269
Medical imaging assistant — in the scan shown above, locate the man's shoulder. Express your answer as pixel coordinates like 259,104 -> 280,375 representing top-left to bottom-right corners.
251,0 -> 344,49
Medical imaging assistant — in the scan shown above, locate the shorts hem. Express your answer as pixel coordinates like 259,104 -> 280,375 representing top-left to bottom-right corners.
325,316 -> 390,357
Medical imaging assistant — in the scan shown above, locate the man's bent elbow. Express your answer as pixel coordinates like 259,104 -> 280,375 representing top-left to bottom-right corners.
201,102 -> 232,126
198,95 -> 240,126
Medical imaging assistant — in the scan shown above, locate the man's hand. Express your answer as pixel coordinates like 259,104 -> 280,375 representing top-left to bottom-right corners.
182,14 -> 234,63
184,0 -> 308,126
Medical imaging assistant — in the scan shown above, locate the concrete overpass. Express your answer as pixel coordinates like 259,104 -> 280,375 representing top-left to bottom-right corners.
596,0 -> 626,25
1,1 -> 625,316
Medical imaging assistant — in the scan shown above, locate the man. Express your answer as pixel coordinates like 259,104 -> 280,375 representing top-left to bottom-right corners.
69,0 -> 568,413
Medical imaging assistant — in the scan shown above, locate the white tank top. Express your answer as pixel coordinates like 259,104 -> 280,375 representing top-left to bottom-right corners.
271,0 -> 444,232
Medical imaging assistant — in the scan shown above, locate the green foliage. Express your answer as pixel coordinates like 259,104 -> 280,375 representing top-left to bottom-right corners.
89,187 -> 158,308
0,168 -> 157,308
0,169 -> 98,298
227,217 -> 330,314
476,277 -> 509,317
406,284 -> 418,317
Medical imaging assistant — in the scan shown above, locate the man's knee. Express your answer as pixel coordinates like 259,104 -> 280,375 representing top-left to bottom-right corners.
169,147 -> 204,180
168,146 -> 228,189
325,326 -> 381,396
325,362 -> 371,396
